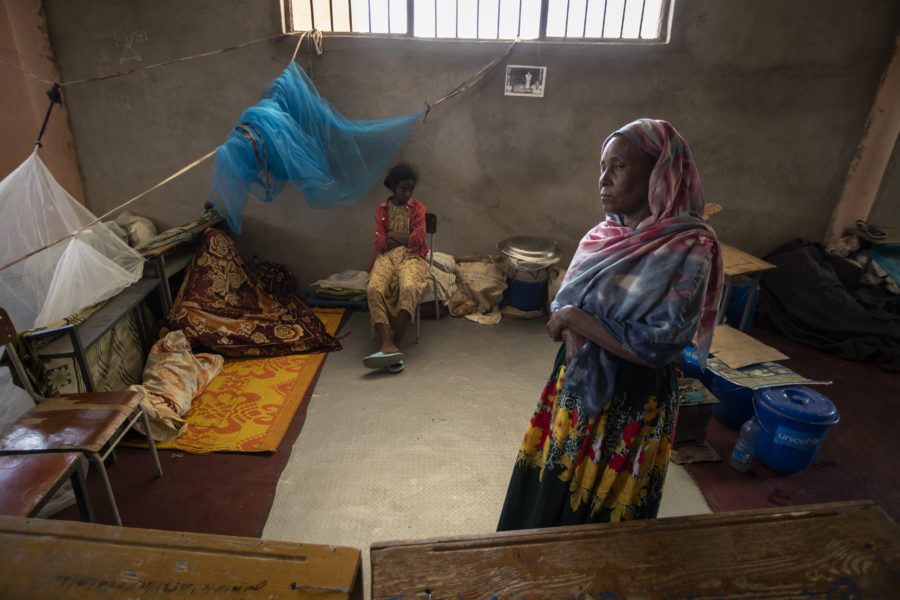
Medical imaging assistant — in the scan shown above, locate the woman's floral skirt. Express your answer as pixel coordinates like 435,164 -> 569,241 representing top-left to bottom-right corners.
497,345 -> 678,530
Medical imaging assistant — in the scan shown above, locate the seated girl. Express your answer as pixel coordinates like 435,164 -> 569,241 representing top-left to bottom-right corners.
363,163 -> 429,374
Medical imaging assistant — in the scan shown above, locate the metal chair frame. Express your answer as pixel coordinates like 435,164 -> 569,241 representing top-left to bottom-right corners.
416,212 -> 440,342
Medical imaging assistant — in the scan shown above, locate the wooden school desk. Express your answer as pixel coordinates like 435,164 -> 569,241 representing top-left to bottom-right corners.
719,242 -> 777,331
0,453 -> 93,521
0,516 -> 362,599
370,500 -> 900,599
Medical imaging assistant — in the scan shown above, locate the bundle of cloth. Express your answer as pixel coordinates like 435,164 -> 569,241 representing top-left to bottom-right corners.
130,330 -> 223,441
311,270 -> 369,302
756,238 -> 900,371
310,251 -> 458,306
164,228 -> 341,357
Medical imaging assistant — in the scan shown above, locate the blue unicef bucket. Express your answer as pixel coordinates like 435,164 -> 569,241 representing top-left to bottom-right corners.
506,276 -> 546,311
710,374 -> 756,428
754,386 -> 840,474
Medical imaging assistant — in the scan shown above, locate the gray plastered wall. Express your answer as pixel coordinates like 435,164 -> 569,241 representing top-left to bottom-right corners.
43,0 -> 900,284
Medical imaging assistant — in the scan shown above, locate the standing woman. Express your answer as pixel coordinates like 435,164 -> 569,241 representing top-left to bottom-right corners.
364,163 -> 429,374
497,119 -> 723,529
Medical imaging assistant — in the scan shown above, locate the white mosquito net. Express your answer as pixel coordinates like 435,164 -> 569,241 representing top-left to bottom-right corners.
0,149 -> 145,428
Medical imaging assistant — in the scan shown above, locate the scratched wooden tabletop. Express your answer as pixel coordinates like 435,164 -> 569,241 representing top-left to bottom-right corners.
0,515 -> 362,599
370,500 -> 900,599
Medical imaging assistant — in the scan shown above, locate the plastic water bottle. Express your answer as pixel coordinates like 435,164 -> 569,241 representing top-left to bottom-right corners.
730,416 -> 761,472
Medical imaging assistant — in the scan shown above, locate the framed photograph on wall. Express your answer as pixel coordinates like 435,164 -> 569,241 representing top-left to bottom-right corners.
505,65 -> 547,98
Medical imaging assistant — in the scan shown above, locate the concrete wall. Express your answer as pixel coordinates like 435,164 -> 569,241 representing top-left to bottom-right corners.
1,0 -> 82,199
41,0 -> 900,284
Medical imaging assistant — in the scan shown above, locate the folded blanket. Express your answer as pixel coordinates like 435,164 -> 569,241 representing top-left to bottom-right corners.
311,269 -> 369,292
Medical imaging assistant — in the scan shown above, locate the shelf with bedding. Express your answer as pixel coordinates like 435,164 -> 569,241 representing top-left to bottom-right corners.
24,245 -> 196,393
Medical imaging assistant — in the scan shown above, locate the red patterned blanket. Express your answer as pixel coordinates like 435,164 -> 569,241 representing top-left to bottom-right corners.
165,228 -> 341,357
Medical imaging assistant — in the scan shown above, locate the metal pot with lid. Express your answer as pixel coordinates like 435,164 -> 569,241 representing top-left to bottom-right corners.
498,236 -> 562,271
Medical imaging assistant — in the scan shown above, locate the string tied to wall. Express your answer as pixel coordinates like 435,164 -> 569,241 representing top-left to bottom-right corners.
35,83 -> 62,148
422,40 -> 517,122
5,28 -> 519,267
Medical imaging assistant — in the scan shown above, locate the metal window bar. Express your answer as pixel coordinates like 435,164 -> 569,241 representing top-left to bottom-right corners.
297,0 -> 665,40
538,0 -> 548,38
516,0 -> 522,38
601,0 -> 608,38
618,0 -> 625,38
637,0 -> 646,39
579,0 -> 587,38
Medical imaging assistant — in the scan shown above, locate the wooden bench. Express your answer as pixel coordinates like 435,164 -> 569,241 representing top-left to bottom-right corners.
0,515 -> 362,599
0,452 -> 93,521
371,500 -> 900,599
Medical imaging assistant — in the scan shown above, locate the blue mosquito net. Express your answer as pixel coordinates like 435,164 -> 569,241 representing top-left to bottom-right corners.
210,62 -> 423,233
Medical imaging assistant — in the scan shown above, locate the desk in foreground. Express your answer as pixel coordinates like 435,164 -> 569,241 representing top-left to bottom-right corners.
0,516 -> 361,599
371,500 -> 899,599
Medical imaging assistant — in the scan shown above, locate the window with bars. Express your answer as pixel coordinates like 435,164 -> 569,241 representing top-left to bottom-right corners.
287,0 -> 670,42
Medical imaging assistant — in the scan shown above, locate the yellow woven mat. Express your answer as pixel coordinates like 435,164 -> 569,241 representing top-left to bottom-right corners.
153,308 -> 343,454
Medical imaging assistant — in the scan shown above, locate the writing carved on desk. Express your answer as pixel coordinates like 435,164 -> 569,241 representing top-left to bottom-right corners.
54,574 -> 268,596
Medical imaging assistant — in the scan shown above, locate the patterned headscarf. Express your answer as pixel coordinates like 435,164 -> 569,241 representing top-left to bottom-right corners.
551,118 -> 723,417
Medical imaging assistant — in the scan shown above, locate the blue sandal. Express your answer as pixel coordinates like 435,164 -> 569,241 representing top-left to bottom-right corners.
363,351 -> 404,369
386,361 -> 405,374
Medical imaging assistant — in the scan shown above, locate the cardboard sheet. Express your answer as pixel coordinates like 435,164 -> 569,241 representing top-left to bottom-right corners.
710,324 -> 788,369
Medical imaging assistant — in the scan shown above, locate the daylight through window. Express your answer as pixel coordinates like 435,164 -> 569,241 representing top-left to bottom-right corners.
287,0 -> 669,41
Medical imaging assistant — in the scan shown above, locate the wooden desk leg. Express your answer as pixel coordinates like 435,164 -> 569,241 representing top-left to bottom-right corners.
70,458 -> 95,523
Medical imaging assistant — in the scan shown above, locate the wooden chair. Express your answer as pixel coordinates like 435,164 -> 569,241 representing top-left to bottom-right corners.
0,307 -> 162,526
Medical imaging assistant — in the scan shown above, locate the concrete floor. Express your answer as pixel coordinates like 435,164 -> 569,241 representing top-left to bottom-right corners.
262,309 -> 711,598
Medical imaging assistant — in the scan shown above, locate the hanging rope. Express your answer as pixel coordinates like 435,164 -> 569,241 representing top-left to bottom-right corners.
0,57 -> 55,85
60,31 -> 311,88
423,40 -> 517,122
1,30 -> 325,275
0,148 -> 218,274
290,29 -> 323,64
